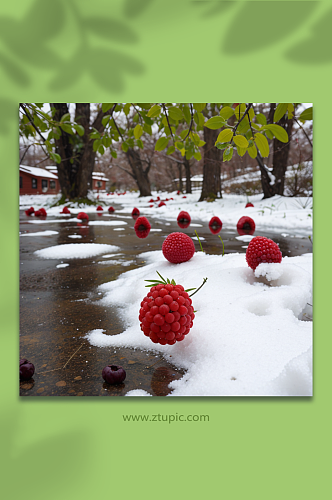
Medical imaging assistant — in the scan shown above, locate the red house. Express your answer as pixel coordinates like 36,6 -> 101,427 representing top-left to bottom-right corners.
19,165 -> 60,195
92,172 -> 109,192
20,165 -> 109,195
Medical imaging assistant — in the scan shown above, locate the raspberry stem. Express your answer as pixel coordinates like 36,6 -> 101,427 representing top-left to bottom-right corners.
218,235 -> 225,256
195,230 -> 204,252
189,277 -> 208,297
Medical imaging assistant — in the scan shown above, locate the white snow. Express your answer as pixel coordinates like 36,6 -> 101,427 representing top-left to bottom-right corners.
20,191 -> 312,238
34,243 -> 120,259
85,249 -> 312,397
88,220 -> 127,226
56,263 -> 70,268
125,389 -> 152,396
68,234 -> 82,239
20,230 -> 58,237
21,191 -> 313,397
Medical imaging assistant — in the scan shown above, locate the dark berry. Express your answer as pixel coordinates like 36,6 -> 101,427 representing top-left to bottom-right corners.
102,365 -> 126,384
20,359 -> 35,381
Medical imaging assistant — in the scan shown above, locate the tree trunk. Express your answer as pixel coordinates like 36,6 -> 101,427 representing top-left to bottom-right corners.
259,103 -> 294,199
178,163 -> 183,192
52,103 -> 98,200
125,148 -> 152,196
183,157 -> 192,193
272,114 -> 294,195
199,127 -> 222,201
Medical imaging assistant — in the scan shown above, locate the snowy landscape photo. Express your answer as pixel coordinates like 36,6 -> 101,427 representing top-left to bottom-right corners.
19,103 -> 313,397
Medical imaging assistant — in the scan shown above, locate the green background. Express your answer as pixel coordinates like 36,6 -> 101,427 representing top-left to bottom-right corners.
0,0 -> 328,498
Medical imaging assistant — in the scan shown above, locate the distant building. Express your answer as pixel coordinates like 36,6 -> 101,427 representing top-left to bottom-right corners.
92,172 -> 109,192
19,165 -> 60,195
20,165 -> 109,195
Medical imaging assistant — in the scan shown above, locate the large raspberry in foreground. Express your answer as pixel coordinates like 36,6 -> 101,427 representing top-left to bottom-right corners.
162,232 -> 195,264
140,284 -> 195,345
246,236 -> 282,270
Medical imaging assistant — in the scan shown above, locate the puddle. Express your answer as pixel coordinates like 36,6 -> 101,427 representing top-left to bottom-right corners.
20,209 -> 312,396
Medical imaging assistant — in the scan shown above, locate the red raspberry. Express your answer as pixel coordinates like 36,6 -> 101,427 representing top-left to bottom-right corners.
177,210 -> 191,229
61,206 -> 70,214
34,208 -> 47,217
245,202 -> 254,208
237,216 -> 255,236
208,216 -> 222,234
158,201 -> 166,207
25,207 -> 34,216
96,205 -> 103,211
134,216 -> 151,239
132,207 -> 140,218
140,283 -> 195,345
162,232 -> 195,264
246,236 -> 282,270
77,212 -> 89,222
108,206 -> 115,213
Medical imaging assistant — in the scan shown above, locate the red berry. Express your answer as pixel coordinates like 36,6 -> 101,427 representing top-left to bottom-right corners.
208,216 -> 222,234
108,206 -> 115,213
177,211 -> 191,229
96,205 -> 103,211
132,207 -> 140,219
25,207 -> 34,216
245,202 -> 254,208
134,216 -> 151,239
237,216 -> 255,236
77,212 -> 89,222
246,236 -> 282,270
158,201 -> 166,207
139,283 -> 195,345
162,232 -> 195,264
35,208 -> 47,217
61,206 -> 70,214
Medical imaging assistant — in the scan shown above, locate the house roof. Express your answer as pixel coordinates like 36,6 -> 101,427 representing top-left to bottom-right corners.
19,165 -> 58,179
20,165 -> 109,182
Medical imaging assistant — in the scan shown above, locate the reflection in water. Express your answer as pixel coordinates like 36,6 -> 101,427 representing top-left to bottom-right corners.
151,366 -> 178,396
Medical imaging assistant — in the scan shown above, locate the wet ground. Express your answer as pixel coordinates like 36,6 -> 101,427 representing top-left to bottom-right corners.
19,205 -> 312,396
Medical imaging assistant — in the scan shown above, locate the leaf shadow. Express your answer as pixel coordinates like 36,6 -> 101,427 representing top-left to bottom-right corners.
123,0 -> 155,18
285,6 -> 332,64
190,0 -> 236,18
221,1 -> 318,55
0,99 -> 18,136
0,0 -> 146,92
1,409 -> 91,500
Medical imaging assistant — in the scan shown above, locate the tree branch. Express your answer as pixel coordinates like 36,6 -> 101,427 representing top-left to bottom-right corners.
161,104 -> 174,140
19,104 -> 47,143
294,118 -> 313,148
112,162 -> 136,180
183,103 -> 194,141
233,103 -> 252,135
